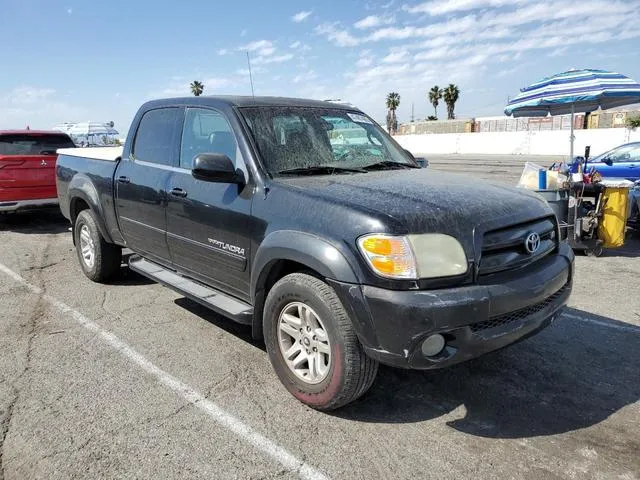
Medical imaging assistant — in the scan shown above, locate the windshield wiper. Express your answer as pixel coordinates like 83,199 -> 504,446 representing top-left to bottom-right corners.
362,161 -> 420,170
276,165 -> 367,176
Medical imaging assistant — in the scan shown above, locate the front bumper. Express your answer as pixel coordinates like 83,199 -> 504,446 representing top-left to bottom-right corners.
330,243 -> 574,369
0,198 -> 59,213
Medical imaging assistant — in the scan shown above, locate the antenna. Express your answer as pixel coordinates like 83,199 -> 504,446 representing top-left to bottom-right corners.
246,51 -> 255,97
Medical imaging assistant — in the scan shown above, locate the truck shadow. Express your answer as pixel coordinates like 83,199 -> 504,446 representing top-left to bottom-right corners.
174,297 -> 265,350
109,268 -> 156,286
171,294 -> 640,439
0,210 -> 70,234
106,254 -> 156,286
595,234 -> 639,258
334,308 -> 640,439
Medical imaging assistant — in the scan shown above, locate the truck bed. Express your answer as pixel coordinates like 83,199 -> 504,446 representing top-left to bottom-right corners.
56,146 -> 123,161
56,147 -> 123,243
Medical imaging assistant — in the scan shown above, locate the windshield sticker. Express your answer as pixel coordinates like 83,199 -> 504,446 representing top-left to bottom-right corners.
347,113 -> 373,124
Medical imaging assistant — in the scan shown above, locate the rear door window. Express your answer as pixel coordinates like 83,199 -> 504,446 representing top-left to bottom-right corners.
0,134 -> 75,155
133,108 -> 182,166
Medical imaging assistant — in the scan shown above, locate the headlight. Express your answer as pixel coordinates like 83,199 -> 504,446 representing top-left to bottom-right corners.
358,235 -> 417,279
357,233 -> 467,280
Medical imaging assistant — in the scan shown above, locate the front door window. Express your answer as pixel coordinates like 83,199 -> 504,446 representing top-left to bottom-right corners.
180,108 -> 245,177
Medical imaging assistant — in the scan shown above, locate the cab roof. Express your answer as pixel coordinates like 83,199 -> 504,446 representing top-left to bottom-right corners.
140,96 -> 361,111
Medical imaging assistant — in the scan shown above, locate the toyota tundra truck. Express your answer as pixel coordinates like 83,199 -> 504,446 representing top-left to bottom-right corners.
56,96 -> 574,410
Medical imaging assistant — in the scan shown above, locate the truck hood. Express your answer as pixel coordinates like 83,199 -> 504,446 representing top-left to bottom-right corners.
276,169 -> 552,251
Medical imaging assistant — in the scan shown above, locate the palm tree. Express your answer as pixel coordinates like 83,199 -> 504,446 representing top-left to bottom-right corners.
190,80 -> 204,97
428,86 -> 442,119
627,115 -> 640,130
443,84 -> 460,120
385,92 -> 400,134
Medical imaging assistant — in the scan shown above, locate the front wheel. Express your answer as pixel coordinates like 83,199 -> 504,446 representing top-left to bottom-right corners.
74,209 -> 122,282
263,273 -> 378,411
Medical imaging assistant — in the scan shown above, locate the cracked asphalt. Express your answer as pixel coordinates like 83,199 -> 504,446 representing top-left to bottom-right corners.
1,158 -> 639,480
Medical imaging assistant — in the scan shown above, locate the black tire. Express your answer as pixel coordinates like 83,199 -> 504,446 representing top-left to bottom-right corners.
263,273 -> 378,410
74,209 -> 122,282
585,245 -> 604,257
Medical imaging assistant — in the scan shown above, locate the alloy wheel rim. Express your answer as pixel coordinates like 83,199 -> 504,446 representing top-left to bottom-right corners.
79,225 -> 95,269
277,302 -> 331,385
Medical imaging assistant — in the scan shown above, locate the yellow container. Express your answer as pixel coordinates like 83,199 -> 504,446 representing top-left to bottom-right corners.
598,187 -> 630,248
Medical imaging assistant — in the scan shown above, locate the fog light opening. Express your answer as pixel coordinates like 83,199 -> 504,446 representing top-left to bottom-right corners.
421,334 -> 446,357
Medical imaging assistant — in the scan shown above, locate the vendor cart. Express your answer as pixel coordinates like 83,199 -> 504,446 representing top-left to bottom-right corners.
565,182 -> 607,256
536,179 -> 632,257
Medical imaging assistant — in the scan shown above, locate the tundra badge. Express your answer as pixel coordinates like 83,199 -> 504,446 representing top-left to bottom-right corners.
208,238 -> 245,257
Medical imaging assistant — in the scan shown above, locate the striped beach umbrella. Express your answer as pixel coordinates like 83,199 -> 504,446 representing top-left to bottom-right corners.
66,122 -> 120,146
505,69 -> 640,159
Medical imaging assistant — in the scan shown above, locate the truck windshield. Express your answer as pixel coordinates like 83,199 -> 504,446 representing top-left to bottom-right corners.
0,134 -> 76,155
239,106 -> 416,176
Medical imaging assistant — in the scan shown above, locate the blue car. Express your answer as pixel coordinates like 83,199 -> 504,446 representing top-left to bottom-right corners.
571,142 -> 640,181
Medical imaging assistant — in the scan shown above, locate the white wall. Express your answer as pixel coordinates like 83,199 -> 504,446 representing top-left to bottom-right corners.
394,128 -> 640,157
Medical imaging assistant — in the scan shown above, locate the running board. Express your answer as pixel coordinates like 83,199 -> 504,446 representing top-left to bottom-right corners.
128,255 -> 253,325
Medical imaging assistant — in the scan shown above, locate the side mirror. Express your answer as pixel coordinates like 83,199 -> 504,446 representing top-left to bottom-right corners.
602,158 -> 613,166
415,157 -> 429,168
404,148 -> 427,167
192,153 -> 245,184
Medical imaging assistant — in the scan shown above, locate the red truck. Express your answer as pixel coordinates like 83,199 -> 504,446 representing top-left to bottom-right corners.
0,130 -> 75,213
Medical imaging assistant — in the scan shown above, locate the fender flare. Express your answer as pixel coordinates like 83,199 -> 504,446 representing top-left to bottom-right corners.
250,230 -> 363,341
68,174 -> 113,243
251,230 -> 360,302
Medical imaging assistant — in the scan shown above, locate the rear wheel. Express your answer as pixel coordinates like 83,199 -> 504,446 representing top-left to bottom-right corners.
74,209 -> 122,282
264,273 -> 378,410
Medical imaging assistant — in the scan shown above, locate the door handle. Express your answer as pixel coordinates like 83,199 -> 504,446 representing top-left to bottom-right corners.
117,176 -> 130,184
170,187 -> 188,198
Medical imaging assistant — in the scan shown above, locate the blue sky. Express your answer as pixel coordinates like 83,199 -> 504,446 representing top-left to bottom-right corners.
2,0 -> 640,132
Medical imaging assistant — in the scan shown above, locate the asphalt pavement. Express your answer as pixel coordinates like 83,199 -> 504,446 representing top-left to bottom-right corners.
417,154 -> 566,184
1,158 -> 639,480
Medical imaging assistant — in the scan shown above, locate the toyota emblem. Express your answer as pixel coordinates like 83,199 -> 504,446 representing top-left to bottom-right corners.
524,232 -> 541,254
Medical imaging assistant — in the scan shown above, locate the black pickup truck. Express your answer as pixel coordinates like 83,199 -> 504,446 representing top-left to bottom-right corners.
56,96 -> 574,410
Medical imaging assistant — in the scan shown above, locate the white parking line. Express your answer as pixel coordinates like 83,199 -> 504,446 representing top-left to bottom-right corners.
0,263 -> 329,480
561,311 -> 640,334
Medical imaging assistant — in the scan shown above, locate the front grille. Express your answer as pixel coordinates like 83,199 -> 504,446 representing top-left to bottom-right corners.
479,216 -> 557,276
470,284 -> 568,334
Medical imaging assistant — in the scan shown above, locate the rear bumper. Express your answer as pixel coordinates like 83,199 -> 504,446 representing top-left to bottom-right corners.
0,198 -> 59,212
330,243 -> 574,370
